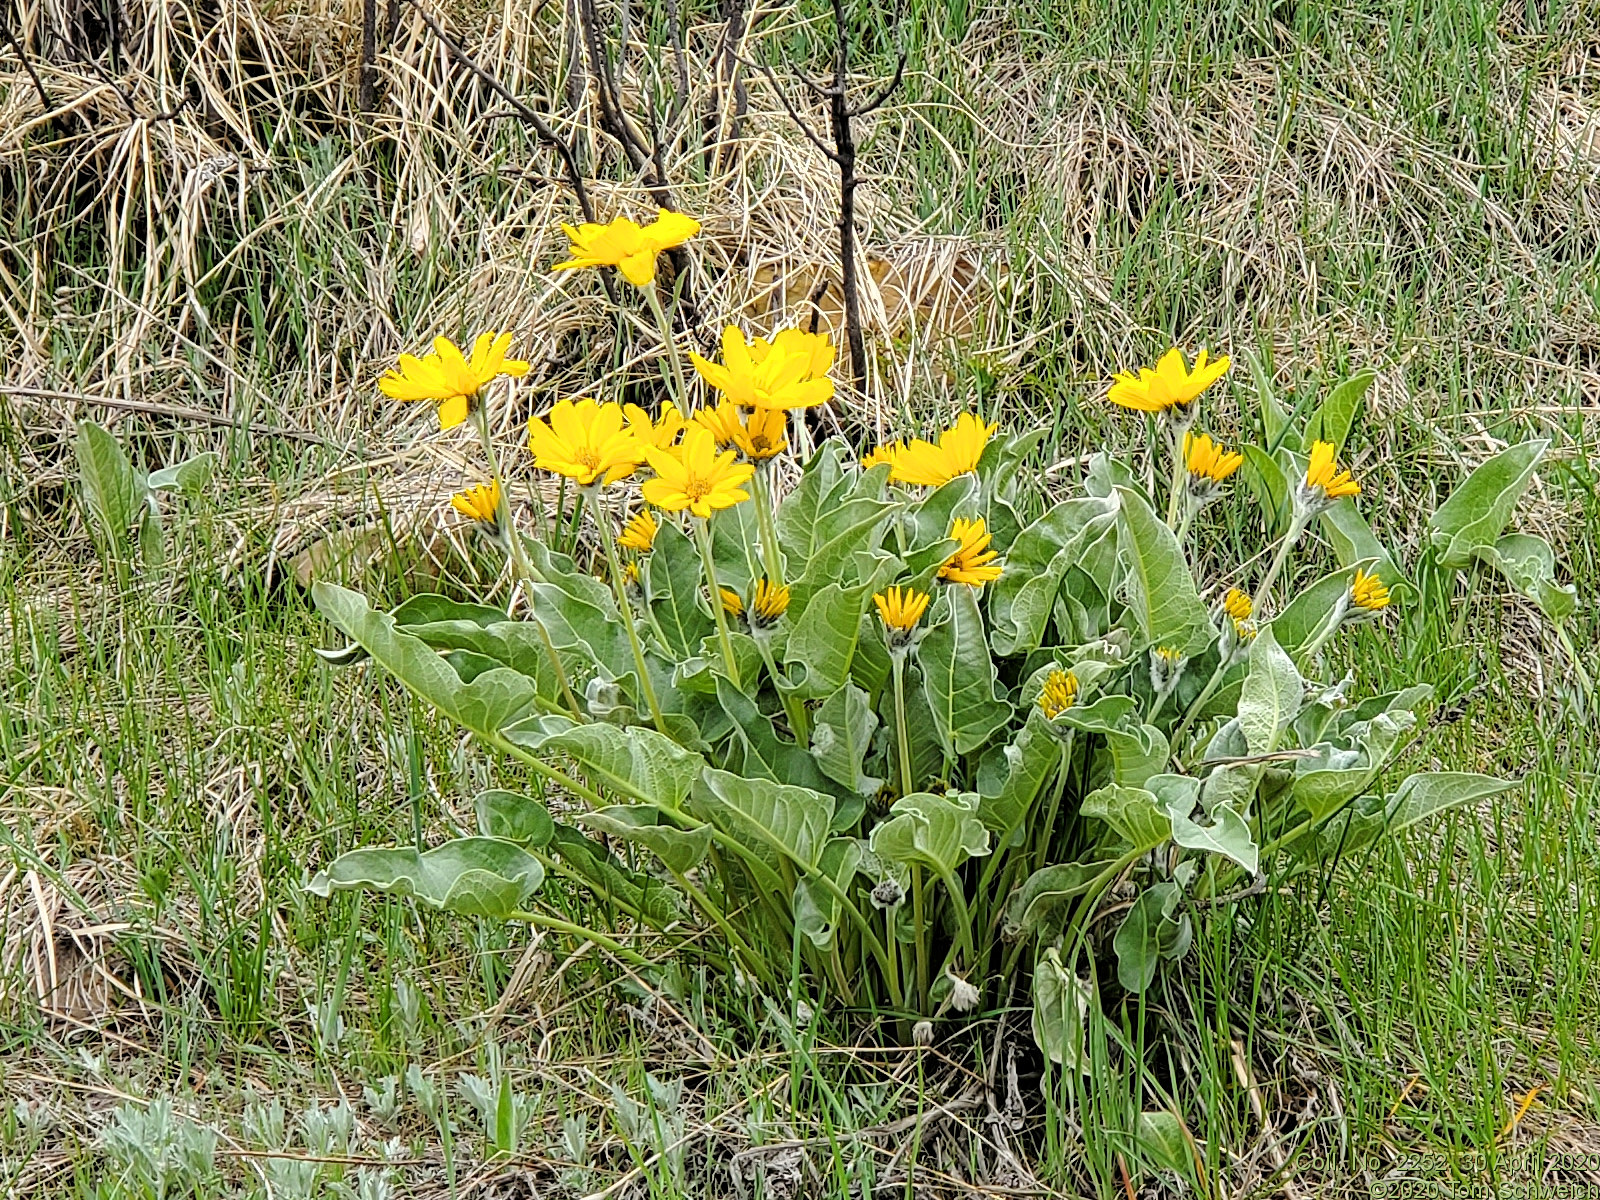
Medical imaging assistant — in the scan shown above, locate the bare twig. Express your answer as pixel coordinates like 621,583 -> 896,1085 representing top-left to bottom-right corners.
359,0 -> 380,111
3,386 -> 341,447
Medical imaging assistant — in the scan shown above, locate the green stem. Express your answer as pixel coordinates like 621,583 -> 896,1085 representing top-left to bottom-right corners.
643,282 -> 692,419
911,864 -> 930,1013
1164,431 -> 1188,530
1171,661 -> 1227,757
694,518 -> 741,686
592,490 -> 670,735
472,401 -> 584,720
891,650 -> 914,800
1174,496 -> 1198,548
507,908 -> 655,969
1251,512 -> 1307,612
752,464 -> 786,587
753,632 -> 809,743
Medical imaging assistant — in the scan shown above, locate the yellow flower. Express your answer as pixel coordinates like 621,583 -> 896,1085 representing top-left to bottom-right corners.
641,425 -> 755,519
527,398 -> 646,487
1305,440 -> 1361,500
623,403 -> 685,451
1350,569 -> 1390,612
618,509 -> 658,554
552,209 -> 701,288
1183,431 -> 1244,484
874,585 -> 931,633
689,326 -> 835,411
1108,348 -> 1230,414
938,517 -> 1003,587
622,561 -> 641,589
888,414 -> 998,487
860,442 -> 902,471
1222,588 -> 1253,623
450,479 -> 501,526
752,578 -> 791,625
379,332 -> 530,429
719,587 -> 744,617
694,400 -> 788,461
1038,670 -> 1079,719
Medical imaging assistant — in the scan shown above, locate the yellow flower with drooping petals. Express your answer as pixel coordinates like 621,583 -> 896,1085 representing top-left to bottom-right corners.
694,400 -> 787,461
938,517 -> 1003,587
1222,588 -> 1253,623
552,209 -> 701,288
1305,440 -> 1361,500
888,414 -> 998,487
618,509 -> 658,554
873,585 -> 931,633
689,326 -> 835,411
1108,348 -> 1230,414
527,398 -> 646,487
1350,569 -> 1390,612
641,425 -> 755,519
752,578 -> 790,626
1183,431 -> 1244,485
379,332 -> 530,429
860,442 -> 902,471
621,561 -> 641,589
1038,670 -> 1079,719
719,587 -> 744,617
450,480 -> 501,527
623,403 -> 685,452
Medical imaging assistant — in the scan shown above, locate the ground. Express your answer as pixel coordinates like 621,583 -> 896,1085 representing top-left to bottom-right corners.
1,0 -> 1598,1195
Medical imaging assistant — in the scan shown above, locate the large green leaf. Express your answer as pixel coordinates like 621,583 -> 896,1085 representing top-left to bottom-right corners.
505,718 -> 704,810
1112,881 -> 1191,992
1271,566 -> 1365,664
643,522 -> 714,657
988,496 -> 1120,655
1114,486 -> 1212,656
1322,772 -> 1516,858
1477,533 -> 1576,623
1166,796 -> 1258,874
548,825 -> 681,924
475,790 -> 556,846
793,837 -> 864,949
1080,784 -> 1171,852
1058,697 -> 1169,788
75,420 -> 141,542
1319,499 -> 1404,587
1237,626 -> 1301,755
691,766 -> 834,874
1428,441 -> 1548,570
809,683 -> 882,795
713,677 -> 833,792
976,706 -> 1065,835
313,584 -> 540,737
1303,371 -> 1374,455
306,838 -> 544,919
1239,444 -> 1290,534
577,806 -> 713,873
783,583 -> 867,699
917,586 -> 1012,756
1032,947 -> 1091,1071
1004,859 -> 1109,942
868,791 -> 990,876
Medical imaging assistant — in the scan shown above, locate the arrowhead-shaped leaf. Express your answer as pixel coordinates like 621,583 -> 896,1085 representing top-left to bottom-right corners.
307,838 -> 544,919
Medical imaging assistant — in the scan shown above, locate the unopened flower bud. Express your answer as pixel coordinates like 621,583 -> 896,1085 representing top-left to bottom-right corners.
870,878 -> 905,910
912,1020 -> 934,1047
946,971 -> 980,1013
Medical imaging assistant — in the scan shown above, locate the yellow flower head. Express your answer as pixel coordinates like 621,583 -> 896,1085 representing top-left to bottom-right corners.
450,479 -> 501,527
527,398 -> 646,487
752,578 -> 791,626
689,326 -> 835,411
623,403 -> 685,452
1305,440 -> 1361,500
641,425 -> 755,519
1350,569 -> 1390,612
1038,670 -> 1079,719
860,442 -> 903,471
379,332 -> 530,429
1183,431 -> 1244,485
873,585 -> 931,635
622,561 -> 641,589
618,509 -> 658,554
938,517 -> 1003,587
889,414 -> 998,487
719,587 -> 744,617
1222,588 -> 1253,624
552,209 -> 701,288
694,400 -> 788,461
1108,348 -> 1230,415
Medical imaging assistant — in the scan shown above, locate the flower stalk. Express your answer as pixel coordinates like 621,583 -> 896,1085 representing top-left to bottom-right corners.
591,488 -> 671,735
643,282 -> 692,420
693,518 -> 742,687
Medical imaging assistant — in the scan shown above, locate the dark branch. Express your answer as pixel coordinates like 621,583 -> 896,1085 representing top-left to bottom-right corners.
848,50 -> 906,117
753,57 -> 841,163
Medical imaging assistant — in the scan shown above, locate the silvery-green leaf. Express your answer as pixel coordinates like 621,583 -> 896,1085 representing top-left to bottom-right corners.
868,791 -> 990,876
793,837 -> 864,949
1081,784 -> 1171,853
1428,441 -> 1547,570
577,806 -> 713,873
784,583 -> 868,699
691,767 -> 834,876
1004,858 -> 1111,941
1271,565 -> 1367,664
313,584 -> 540,737
1114,486 -> 1213,657
1113,881 -> 1191,992
1240,444 -> 1290,534
1477,532 -> 1576,624
976,706 -> 1064,836
1237,626 -> 1301,755
1032,947 -> 1091,1071
1318,499 -> 1404,588
1303,371 -> 1374,455
75,420 -> 140,541
1166,798 -> 1258,875
537,721 -> 705,810
306,838 -> 544,920
917,586 -> 1012,756
809,683 -> 882,795
988,496 -> 1121,655
643,522 -> 713,657
147,451 -> 218,496
475,790 -> 556,846
1137,1112 -> 1194,1177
